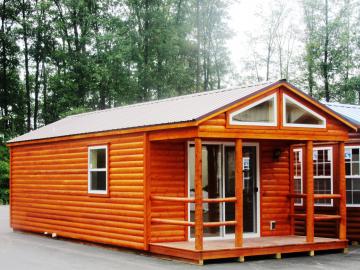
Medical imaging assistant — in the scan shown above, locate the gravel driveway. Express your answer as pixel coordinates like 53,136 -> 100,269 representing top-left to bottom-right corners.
1,205 -> 359,270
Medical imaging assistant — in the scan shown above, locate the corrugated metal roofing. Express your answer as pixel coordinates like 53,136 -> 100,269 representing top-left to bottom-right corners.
323,102 -> 360,126
8,81 -> 277,143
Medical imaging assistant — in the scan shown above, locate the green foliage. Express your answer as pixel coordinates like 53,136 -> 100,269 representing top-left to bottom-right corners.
1,0 -> 232,140
0,143 -> 9,205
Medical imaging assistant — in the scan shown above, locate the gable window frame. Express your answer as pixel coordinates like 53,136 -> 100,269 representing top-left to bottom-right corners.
345,146 -> 360,207
313,146 -> 333,207
282,94 -> 326,128
88,145 -> 108,195
293,148 -> 303,206
229,93 -> 278,127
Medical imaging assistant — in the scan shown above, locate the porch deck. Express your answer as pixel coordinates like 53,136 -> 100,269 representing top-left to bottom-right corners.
149,236 -> 347,263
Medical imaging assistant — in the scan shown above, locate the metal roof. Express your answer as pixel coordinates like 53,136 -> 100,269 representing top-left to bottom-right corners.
8,80 -> 358,144
8,81 -> 277,143
323,102 -> 360,127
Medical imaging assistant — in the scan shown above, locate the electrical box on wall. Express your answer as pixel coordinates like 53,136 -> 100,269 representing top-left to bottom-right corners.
270,221 -> 276,230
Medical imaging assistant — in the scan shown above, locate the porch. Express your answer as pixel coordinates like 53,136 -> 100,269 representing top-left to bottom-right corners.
147,138 -> 348,264
149,236 -> 347,263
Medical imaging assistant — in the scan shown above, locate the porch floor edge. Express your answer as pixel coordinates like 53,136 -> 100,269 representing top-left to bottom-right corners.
149,236 -> 348,262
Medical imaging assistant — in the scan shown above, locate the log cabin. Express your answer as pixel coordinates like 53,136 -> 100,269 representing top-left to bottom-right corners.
292,102 -> 360,244
6,79 -> 357,264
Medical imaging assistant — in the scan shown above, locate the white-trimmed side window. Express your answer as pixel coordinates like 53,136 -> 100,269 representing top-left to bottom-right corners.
313,147 -> 333,206
283,94 -> 326,128
88,145 -> 108,194
293,149 -> 303,205
345,146 -> 360,206
229,93 -> 277,126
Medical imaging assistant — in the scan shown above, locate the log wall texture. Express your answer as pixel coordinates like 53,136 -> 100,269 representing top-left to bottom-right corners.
149,141 -> 187,243
10,133 -> 147,250
260,141 -> 291,236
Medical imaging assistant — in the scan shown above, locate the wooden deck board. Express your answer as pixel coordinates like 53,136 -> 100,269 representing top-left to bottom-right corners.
150,236 -> 347,262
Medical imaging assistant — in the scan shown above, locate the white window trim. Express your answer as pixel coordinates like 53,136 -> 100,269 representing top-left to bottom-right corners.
293,148 -> 303,206
88,145 -> 108,194
229,93 -> 278,127
283,94 -> 326,128
345,146 -> 360,207
313,146 -> 333,207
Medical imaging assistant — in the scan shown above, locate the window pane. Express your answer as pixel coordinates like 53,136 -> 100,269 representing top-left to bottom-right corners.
314,178 -> 331,205
90,148 -> 106,169
353,178 -> 360,190
285,97 -> 324,125
352,162 -> 359,176
353,149 -> 359,161
90,171 -> 106,191
353,191 -> 360,205
324,163 -> 331,176
347,190 -> 352,204
232,98 -> 274,123
346,162 -> 351,176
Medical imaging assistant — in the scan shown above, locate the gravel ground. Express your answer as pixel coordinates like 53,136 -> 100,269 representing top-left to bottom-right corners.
1,205 -> 359,270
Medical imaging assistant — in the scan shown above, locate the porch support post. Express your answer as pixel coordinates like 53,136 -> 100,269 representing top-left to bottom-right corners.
306,140 -> 314,243
235,139 -> 243,247
194,138 -> 203,251
338,141 -> 347,240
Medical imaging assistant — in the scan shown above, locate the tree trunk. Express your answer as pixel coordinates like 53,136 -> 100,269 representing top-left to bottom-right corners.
34,58 -> 40,129
22,0 -> 31,131
41,60 -> 48,125
196,0 -> 201,92
1,1 -> 8,130
323,0 -> 330,102
143,0 -> 150,100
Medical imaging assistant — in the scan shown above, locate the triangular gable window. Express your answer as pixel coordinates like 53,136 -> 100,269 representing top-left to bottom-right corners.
229,93 -> 277,126
283,94 -> 326,128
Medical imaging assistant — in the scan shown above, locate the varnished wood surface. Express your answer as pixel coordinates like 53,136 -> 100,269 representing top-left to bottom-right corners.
149,141 -> 187,243
306,141 -> 314,243
235,139 -> 243,247
150,236 -> 348,261
338,142 -> 347,240
11,133 -> 147,250
194,138 -> 203,251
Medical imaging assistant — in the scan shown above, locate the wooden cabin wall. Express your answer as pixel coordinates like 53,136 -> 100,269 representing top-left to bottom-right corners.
345,141 -> 360,242
10,133 -> 147,250
260,141 -> 291,236
150,141 -> 187,243
294,143 -> 339,239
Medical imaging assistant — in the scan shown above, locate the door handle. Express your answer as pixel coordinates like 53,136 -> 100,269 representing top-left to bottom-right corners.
254,187 -> 259,193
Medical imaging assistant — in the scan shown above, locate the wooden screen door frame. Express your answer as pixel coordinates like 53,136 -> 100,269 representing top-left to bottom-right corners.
187,141 -> 261,240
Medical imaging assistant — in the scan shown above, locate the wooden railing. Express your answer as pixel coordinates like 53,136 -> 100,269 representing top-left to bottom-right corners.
150,195 -> 237,228
289,192 -> 343,238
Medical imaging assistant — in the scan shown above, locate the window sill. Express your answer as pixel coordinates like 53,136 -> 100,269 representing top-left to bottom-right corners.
88,192 -> 110,198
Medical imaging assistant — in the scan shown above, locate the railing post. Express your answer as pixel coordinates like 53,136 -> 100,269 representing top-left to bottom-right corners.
235,139 -> 243,247
338,141 -> 347,240
194,138 -> 203,251
289,145 -> 295,235
306,140 -> 314,243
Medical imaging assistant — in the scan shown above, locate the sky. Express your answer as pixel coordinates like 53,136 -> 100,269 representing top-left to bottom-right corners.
226,0 -> 304,77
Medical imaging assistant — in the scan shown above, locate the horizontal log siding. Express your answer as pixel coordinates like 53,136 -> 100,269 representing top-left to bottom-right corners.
260,141 -> 291,236
150,142 -> 187,243
11,133 -> 147,250
344,141 -> 360,241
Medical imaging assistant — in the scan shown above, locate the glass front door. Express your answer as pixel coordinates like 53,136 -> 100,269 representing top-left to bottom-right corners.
188,143 -> 258,239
